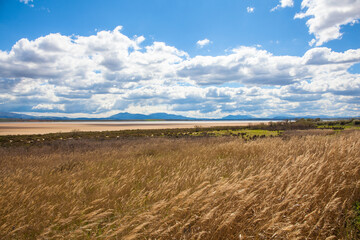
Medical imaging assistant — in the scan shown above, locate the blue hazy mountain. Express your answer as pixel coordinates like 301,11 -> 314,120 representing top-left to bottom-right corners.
0,112 -> 193,120
0,112 -> 357,121
221,114 -> 254,120
0,112 -> 70,120
107,112 -> 192,120
0,112 -> 34,119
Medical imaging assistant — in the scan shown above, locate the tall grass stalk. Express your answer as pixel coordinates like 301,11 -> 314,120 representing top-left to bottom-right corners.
0,131 -> 359,239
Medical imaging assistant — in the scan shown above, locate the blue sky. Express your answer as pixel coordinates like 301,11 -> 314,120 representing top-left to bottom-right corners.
0,0 -> 359,118
0,0 -> 312,55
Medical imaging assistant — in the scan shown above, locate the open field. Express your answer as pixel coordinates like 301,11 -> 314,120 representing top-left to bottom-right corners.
1,118 -> 359,147
0,121 -> 270,136
0,126 -> 360,239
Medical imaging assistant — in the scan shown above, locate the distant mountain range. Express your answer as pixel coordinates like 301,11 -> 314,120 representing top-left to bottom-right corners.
0,112 -> 358,121
107,112 -> 192,120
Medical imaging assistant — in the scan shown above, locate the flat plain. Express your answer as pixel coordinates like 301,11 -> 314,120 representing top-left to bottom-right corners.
0,120 -> 360,239
0,121 -> 268,135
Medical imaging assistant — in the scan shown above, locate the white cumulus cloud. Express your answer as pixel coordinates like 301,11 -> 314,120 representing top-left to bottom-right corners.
19,0 -> 34,7
247,7 -> 255,13
271,0 -> 294,11
32,103 -> 65,111
196,39 -> 211,48
295,0 -> 360,46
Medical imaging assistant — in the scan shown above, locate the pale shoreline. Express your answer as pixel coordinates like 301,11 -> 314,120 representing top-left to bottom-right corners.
0,121 -> 271,136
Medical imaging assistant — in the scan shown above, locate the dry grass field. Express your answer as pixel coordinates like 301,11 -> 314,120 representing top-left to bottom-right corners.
0,130 -> 360,239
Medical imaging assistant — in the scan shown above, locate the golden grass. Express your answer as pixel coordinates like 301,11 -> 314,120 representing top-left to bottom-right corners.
0,131 -> 360,239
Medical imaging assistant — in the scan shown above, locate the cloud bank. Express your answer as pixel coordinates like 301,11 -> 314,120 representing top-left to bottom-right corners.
0,27 -> 359,118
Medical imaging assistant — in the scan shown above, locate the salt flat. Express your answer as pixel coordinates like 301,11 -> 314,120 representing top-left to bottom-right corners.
0,121 -> 270,135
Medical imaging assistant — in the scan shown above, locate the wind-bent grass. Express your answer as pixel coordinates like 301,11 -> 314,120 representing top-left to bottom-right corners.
0,131 -> 359,239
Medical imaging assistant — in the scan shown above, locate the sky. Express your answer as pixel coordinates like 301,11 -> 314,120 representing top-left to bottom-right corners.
0,0 -> 359,118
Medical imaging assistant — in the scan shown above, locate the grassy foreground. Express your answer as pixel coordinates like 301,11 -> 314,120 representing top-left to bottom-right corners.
0,130 -> 360,239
